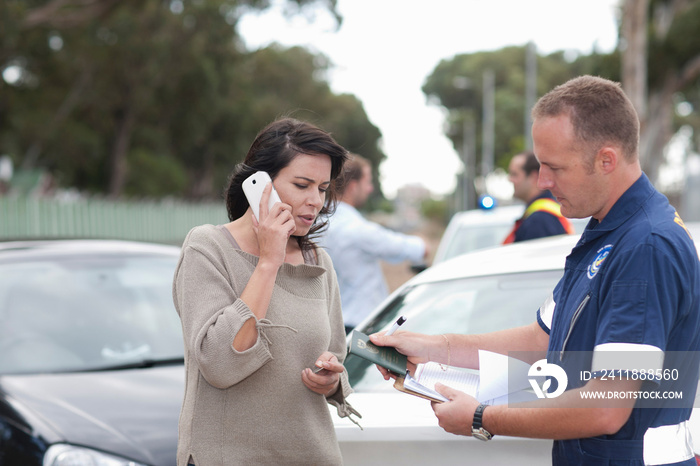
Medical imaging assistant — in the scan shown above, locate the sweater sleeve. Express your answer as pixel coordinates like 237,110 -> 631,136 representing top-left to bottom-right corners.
174,233 -> 273,389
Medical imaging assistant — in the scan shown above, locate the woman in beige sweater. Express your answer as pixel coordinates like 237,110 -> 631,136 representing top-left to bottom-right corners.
173,118 -> 359,466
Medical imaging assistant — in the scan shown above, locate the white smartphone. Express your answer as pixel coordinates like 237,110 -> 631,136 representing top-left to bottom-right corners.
242,171 -> 282,221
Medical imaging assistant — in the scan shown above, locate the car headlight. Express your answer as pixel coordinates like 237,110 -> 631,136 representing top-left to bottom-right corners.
43,444 -> 148,466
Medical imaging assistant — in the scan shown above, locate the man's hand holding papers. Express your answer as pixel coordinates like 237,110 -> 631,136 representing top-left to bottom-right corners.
393,351 -> 534,404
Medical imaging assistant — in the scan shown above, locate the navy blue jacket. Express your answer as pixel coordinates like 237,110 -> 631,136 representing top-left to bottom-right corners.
536,174 -> 700,465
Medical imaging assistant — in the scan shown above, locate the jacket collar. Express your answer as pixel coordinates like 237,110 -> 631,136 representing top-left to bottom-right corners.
581,173 -> 654,242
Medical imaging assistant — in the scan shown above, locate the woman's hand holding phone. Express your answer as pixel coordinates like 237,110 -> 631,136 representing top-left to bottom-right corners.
242,172 -> 295,266
303,352 -> 342,397
242,171 -> 282,222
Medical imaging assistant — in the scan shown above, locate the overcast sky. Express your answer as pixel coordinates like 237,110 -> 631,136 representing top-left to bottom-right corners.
239,0 -> 621,197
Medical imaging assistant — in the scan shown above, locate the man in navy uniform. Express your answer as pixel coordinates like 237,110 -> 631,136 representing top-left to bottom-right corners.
503,150 -> 574,244
372,75 -> 700,465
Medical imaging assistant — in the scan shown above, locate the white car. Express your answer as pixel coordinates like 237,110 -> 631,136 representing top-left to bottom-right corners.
432,204 -> 589,264
334,232 -> 700,465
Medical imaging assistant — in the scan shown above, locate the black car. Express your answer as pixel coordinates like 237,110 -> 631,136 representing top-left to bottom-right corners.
0,240 -> 184,466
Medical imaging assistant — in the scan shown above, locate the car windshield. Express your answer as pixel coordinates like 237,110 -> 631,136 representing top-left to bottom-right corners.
441,223 -> 513,259
0,253 -> 183,375
346,269 -> 563,391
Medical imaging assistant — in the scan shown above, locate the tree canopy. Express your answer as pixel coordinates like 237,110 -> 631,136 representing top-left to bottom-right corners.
422,46 -> 619,175
5,1 -> 700,204
0,0 -> 385,199
423,0 -> 700,206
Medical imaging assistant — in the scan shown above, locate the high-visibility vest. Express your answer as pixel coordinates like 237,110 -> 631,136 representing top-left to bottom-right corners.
503,198 -> 575,244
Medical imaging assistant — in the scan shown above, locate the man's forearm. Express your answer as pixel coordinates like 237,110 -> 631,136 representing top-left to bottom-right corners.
447,321 -> 550,369
484,377 -> 641,439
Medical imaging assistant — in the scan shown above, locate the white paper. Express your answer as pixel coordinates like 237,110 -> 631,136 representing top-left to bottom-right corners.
477,349 -> 532,402
402,373 -> 449,402
405,362 -> 479,402
408,350 -> 534,405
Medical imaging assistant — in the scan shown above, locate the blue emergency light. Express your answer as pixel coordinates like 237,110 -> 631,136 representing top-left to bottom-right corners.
478,194 -> 497,210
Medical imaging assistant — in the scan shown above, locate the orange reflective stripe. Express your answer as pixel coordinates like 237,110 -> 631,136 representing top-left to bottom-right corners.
523,198 -> 575,234
560,218 -> 575,234
503,222 -> 520,244
524,198 -> 562,219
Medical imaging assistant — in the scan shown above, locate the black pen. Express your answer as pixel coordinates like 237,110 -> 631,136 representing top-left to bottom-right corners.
385,316 -> 406,336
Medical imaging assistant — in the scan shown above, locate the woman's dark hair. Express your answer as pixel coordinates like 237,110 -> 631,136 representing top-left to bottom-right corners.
225,118 -> 349,251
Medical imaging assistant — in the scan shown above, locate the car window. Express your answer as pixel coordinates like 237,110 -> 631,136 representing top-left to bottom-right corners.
441,223 -> 513,259
0,254 -> 182,375
435,214 -> 590,264
346,270 -> 563,391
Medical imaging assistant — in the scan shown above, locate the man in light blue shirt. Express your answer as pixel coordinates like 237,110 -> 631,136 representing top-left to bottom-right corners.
320,154 -> 427,333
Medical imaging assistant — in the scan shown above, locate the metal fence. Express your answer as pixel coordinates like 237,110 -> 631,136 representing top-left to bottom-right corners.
0,196 -> 228,245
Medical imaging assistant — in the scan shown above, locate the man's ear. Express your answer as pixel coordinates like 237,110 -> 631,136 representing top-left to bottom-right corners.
597,146 -> 618,175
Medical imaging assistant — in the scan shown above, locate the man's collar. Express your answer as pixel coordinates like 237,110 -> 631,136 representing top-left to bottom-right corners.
585,173 -> 653,235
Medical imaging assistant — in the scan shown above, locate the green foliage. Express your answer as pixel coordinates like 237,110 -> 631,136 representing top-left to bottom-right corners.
372,197 -> 395,214
8,0 -> 700,202
423,0 -> 700,189
422,46 -> 621,174
646,0 -> 700,87
647,0 -> 700,143
420,197 -> 449,225
124,148 -> 188,198
0,0 -> 384,201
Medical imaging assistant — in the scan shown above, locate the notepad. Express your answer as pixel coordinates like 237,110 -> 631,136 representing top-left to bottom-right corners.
393,351 -> 535,404
395,362 -> 479,403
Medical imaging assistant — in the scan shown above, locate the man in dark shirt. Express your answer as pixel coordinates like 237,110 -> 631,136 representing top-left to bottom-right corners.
372,75 -> 700,465
503,151 -> 574,243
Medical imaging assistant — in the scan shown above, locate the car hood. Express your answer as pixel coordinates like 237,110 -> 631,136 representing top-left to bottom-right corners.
0,364 -> 183,466
331,390 -> 553,464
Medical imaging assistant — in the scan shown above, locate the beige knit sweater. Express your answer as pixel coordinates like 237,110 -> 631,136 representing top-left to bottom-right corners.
173,224 -> 357,466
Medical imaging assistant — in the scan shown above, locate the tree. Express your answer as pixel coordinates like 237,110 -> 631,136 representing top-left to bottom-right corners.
623,0 -> 700,183
22,0 -> 138,28
187,43 -> 384,198
1,0 -> 387,200
422,47 -> 600,181
423,0 -> 700,198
